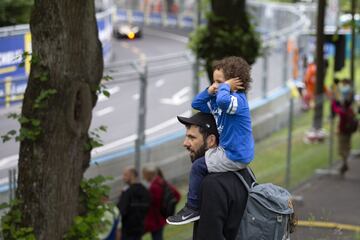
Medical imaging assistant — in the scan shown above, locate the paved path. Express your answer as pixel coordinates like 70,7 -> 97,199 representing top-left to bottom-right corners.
292,151 -> 360,240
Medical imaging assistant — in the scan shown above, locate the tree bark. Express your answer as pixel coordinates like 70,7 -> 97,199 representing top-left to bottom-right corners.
350,0 -> 356,88
202,0 -> 259,82
16,1 -> 103,239
313,0 -> 325,130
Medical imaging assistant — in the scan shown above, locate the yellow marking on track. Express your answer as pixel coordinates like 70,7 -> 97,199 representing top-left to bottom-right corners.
298,220 -> 360,232
0,66 -> 16,74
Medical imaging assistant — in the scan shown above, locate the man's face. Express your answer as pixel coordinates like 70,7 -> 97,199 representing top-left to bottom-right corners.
122,169 -> 132,185
183,125 -> 207,162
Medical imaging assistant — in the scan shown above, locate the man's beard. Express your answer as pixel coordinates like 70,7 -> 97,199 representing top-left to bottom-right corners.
189,143 -> 207,162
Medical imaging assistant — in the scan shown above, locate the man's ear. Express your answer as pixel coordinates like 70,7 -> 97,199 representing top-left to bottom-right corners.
206,134 -> 217,148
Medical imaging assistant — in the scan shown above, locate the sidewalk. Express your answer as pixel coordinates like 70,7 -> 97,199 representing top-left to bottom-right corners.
291,151 -> 360,240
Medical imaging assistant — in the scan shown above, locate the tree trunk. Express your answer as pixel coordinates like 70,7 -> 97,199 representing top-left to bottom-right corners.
350,0 -> 356,88
16,1 -> 103,239
312,0 -> 325,130
204,0 -> 257,82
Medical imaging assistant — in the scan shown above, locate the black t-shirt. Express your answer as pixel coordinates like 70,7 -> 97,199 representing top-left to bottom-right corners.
193,169 -> 253,240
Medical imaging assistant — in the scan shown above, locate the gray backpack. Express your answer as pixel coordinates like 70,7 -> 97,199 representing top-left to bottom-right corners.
235,169 -> 294,240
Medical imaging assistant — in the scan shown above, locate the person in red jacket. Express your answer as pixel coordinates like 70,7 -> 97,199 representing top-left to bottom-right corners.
332,99 -> 357,175
142,166 -> 181,240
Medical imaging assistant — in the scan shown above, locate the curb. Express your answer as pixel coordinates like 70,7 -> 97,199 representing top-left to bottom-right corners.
297,220 -> 360,232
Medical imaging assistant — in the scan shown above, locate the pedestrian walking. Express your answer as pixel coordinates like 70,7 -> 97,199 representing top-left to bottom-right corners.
332,99 -> 358,175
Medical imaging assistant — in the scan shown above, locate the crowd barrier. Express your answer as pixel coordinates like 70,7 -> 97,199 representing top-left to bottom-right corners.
0,7 -> 115,107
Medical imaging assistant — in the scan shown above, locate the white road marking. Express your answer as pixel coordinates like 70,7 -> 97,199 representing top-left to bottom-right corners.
0,154 -> 18,169
133,94 -> 140,100
95,107 -> 114,117
98,86 -> 120,102
145,28 -> 188,43
155,79 -> 165,88
160,86 -> 190,106
91,110 -> 191,156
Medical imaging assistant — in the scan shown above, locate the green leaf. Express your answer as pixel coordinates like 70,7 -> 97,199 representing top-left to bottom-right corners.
99,126 -> 107,132
18,116 -> 30,124
102,90 -> 110,98
102,75 -> 113,81
7,113 -> 20,120
1,134 -> 11,143
8,129 -> 17,135
30,119 -> 41,127
0,202 -> 9,209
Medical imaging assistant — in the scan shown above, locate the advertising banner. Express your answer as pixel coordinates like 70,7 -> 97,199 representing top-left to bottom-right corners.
0,32 -> 31,106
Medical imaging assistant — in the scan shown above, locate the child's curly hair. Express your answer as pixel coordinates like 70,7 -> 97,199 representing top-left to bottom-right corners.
212,56 -> 252,92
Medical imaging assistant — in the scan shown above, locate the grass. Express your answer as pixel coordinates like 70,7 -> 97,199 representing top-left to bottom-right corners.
142,57 -> 360,240
143,107 -> 360,240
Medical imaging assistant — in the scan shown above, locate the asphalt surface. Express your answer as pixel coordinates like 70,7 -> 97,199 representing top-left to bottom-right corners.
291,151 -> 360,240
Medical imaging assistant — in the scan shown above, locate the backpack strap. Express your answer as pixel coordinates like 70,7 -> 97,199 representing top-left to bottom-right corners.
234,167 -> 257,192
245,167 -> 256,182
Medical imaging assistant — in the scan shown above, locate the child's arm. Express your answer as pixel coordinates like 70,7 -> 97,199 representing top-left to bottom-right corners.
191,87 -> 216,113
216,78 -> 246,115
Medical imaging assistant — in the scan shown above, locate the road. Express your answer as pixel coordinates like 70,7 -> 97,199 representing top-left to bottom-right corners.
0,26 -> 289,173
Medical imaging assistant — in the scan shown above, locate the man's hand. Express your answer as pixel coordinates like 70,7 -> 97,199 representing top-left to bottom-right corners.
208,82 -> 218,95
225,78 -> 244,92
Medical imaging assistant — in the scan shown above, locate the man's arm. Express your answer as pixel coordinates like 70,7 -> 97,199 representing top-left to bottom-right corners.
194,176 -> 228,240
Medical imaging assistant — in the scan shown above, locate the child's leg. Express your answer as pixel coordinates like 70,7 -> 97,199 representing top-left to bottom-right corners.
187,157 -> 208,210
206,147 -> 247,173
166,157 -> 207,225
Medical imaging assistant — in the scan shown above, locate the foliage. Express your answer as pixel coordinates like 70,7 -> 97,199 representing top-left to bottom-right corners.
0,0 -> 33,27
64,175 -> 112,240
85,125 -> 108,151
1,51 -> 57,143
0,176 -> 112,240
189,0 -> 261,81
1,113 -> 42,142
0,200 -> 36,240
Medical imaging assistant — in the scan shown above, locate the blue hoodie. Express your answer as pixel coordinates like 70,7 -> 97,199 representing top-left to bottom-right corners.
192,83 -> 254,163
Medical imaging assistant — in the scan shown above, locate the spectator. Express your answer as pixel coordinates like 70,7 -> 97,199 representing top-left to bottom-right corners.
117,167 -> 150,240
142,166 -> 180,240
171,112 -> 254,239
340,78 -> 354,104
168,56 -> 254,225
332,99 -> 357,175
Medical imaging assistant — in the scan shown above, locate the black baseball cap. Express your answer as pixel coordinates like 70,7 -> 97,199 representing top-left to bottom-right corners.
177,112 -> 219,137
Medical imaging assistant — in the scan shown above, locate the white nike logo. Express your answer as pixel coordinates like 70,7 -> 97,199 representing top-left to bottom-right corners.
181,214 -> 193,220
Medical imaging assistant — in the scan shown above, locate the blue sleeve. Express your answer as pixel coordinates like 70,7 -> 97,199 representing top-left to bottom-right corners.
191,88 -> 214,113
216,84 -> 247,115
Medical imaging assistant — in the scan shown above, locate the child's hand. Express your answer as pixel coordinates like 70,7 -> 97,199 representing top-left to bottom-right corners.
226,78 -> 244,92
208,82 -> 218,95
